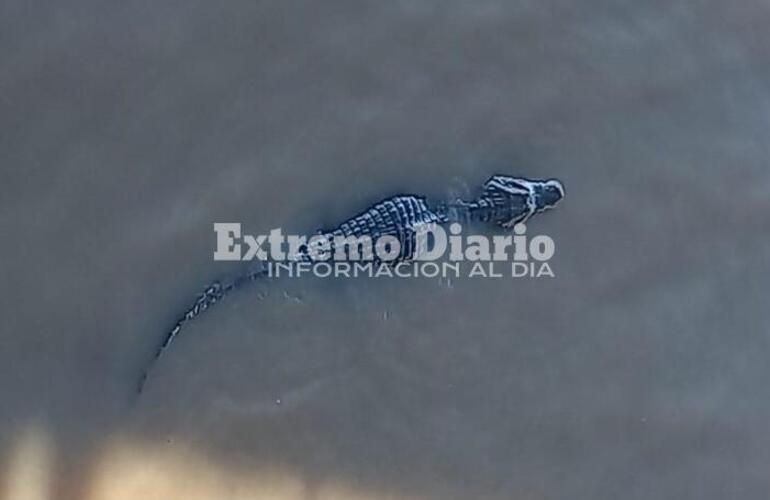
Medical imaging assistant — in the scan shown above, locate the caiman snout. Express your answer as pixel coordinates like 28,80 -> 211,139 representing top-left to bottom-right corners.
534,179 -> 565,210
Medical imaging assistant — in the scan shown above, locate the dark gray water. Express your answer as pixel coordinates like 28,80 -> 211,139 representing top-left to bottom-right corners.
2,0 -> 770,499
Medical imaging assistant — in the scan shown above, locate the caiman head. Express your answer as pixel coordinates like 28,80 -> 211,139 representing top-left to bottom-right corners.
482,175 -> 565,228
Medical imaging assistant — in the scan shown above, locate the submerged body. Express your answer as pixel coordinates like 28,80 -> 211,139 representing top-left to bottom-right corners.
305,175 -> 564,261
137,175 -> 565,393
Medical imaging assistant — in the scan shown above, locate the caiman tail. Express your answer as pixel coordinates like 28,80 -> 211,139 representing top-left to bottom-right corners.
136,268 -> 268,394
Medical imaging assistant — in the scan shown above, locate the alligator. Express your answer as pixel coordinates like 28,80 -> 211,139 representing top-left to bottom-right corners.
137,175 -> 565,393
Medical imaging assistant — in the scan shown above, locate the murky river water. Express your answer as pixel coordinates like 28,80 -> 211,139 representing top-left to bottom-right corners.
2,0 -> 770,498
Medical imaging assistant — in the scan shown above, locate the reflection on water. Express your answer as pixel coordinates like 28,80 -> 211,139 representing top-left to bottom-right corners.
86,440 -> 307,500
4,426 -> 53,500
3,428 -> 424,500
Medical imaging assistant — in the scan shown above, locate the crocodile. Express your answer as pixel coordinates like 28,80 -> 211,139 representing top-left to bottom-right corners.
137,174 -> 565,393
